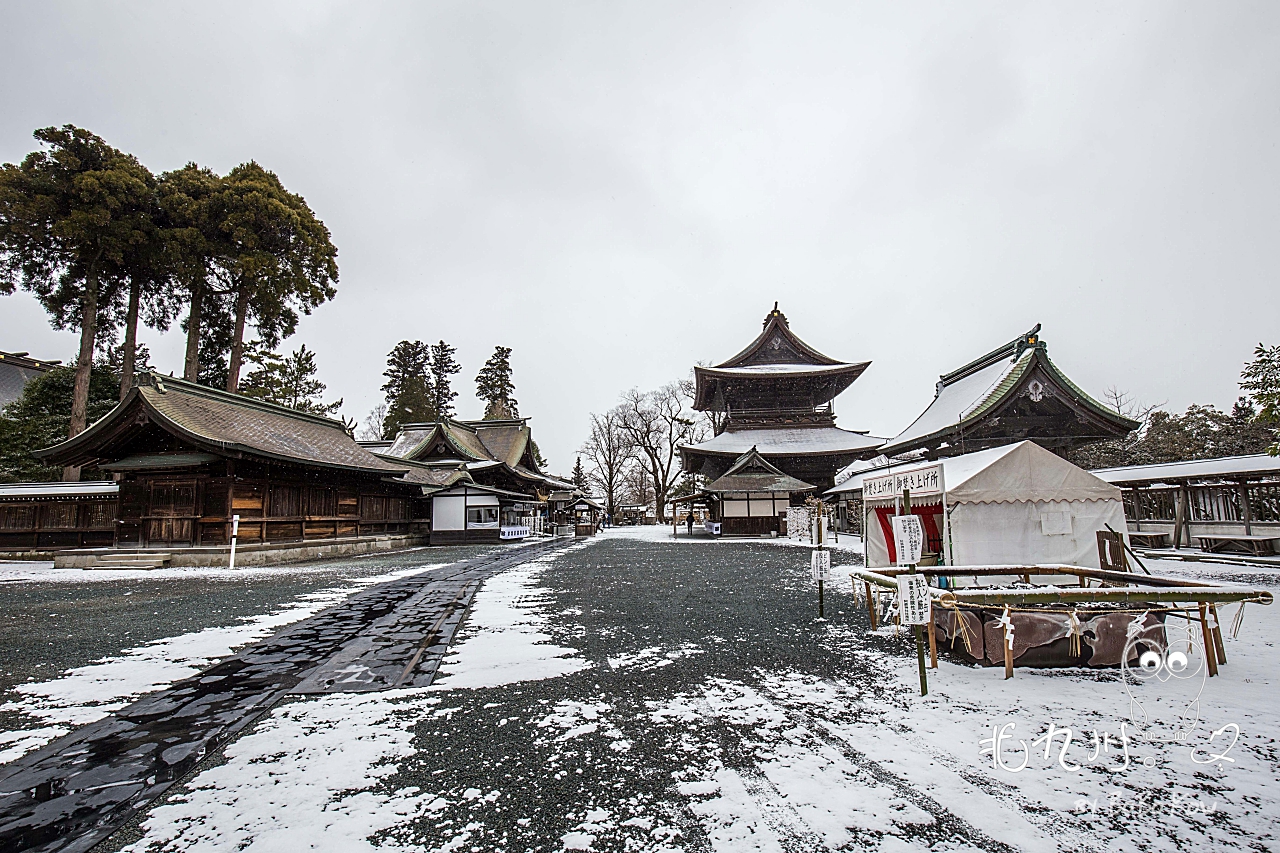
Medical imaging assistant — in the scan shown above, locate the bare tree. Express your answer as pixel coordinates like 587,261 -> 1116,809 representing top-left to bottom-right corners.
580,405 -> 632,519
358,401 -> 388,441
618,381 -> 705,521
621,459 -> 654,507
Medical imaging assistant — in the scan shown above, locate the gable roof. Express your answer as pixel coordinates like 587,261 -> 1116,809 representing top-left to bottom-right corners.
35,372 -> 408,476
718,305 -> 845,368
383,418 -> 539,471
879,325 -> 1138,457
706,447 -> 816,494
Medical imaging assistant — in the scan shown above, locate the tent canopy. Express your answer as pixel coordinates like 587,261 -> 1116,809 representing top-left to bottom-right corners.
860,441 -> 1120,505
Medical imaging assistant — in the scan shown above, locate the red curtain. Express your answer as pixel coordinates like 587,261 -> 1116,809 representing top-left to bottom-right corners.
874,504 -> 943,564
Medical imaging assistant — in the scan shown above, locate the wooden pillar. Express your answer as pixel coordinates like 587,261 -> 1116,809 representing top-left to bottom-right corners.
1198,603 -> 1218,677
1238,480 -> 1253,536
1172,484 -> 1188,550
928,615 -> 938,669
1210,603 -> 1227,665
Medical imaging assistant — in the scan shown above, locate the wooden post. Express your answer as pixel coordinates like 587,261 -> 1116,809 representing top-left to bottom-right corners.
1172,485 -> 1187,550
1210,603 -> 1227,664
1198,603 -> 1218,677
864,581 -> 878,630
817,500 -> 825,619
1004,630 -> 1014,680
928,615 -> 938,669
1238,481 -> 1253,536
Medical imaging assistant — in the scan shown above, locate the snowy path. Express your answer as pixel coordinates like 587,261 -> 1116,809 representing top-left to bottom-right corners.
87,528 -> 1280,852
0,539 -> 570,853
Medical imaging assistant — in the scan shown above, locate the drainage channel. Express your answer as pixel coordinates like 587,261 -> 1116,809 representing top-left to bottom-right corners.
0,536 -> 573,853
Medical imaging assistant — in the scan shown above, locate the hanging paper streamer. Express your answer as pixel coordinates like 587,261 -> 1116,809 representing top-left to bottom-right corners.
1068,610 -> 1082,658
998,605 -> 1015,650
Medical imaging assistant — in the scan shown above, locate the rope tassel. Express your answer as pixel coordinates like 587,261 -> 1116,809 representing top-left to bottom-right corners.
1068,610 -> 1082,659
1230,602 -> 1246,640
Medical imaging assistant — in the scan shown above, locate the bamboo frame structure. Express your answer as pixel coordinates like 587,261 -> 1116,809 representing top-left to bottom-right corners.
849,564 -> 1273,676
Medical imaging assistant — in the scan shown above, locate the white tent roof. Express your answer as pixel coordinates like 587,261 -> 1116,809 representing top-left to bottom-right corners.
832,441 -> 1121,505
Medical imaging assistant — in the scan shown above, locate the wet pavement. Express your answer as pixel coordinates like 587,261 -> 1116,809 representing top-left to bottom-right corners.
0,539 -> 571,853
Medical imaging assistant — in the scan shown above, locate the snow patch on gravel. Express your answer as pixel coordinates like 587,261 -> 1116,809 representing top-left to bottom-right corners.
431,550 -> 590,690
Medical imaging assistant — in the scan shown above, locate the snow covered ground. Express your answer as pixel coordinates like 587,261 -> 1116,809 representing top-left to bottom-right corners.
8,532 -> 1275,852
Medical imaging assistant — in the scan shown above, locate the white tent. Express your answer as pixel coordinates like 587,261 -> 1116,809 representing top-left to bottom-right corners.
836,441 -> 1127,569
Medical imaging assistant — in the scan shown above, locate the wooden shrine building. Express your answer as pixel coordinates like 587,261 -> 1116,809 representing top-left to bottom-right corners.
377,417 -> 572,501
680,305 -> 883,490
32,372 -> 430,549
878,325 -> 1139,460
702,447 -> 816,536
0,349 -> 59,410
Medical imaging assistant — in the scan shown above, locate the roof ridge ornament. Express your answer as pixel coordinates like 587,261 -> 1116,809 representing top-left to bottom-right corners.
764,302 -> 789,329
940,323 -> 1043,387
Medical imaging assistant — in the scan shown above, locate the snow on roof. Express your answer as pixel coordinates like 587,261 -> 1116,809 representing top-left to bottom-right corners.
883,350 -> 1029,451
826,444 -> 1022,495
828,441 -> 1120,505
698,363 -> 861,376
833,455 -> 889,486
1091,454 -> 1280,485
684,426 -> 884,457
0,481 -> 119,499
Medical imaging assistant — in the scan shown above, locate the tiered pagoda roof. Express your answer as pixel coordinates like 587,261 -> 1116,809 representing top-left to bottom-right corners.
682,305 -> 883,490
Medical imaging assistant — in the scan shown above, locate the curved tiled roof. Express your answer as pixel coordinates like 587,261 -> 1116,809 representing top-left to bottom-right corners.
36,373 -> 407,475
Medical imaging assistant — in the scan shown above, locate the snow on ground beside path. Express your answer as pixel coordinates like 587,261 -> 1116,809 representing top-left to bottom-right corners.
0,563 -> 447,765
598,522 -> 865,555
121,548 -> 601,853
431,542 -> 593,690
120,688 -> 444,853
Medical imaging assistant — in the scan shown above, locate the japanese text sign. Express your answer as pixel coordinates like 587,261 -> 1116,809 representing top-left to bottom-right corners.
892,514 -> 925,566
810,549 -> 831,581
863,465 -> 943,500
897,573 -> 931,625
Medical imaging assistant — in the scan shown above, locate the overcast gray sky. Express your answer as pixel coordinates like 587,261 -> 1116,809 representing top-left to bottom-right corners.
2,1 -> 1277,473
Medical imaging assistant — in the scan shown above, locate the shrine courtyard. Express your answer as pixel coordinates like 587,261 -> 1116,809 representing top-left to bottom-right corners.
1,529 -> 1277,853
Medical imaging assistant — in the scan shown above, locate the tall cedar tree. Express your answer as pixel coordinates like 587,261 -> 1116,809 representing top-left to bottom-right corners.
476,345 -> 519,419
217,162 -> 338,392
0,126 -> 155,479
381,340 -> 434,439
158,164 -> 225,382
240,344 -> 342,416
430,340 -> 462,420
572,457 -> 588,490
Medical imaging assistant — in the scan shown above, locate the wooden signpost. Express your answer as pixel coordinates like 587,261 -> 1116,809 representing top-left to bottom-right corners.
812,500 -> 828,618
895,490 -> 930,696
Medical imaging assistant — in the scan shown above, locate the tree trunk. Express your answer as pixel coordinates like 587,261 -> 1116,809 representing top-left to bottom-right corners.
65,280 -> 99,482
183,278 -> 204,382
120,279 -> 140,402
226,283 -> 249,393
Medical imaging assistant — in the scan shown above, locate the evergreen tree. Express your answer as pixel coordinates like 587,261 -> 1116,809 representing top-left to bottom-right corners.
158,163 -> 225,383
430,340 -> 462,420
381,340 -> 433,438
240,344 -> 342,416
571,457 -> 588,490
0,126 -> 156,479
217,162 -> 338,392
1241,343 -> 1280,455
476,345 -> 519,419
0,362 -> 119,482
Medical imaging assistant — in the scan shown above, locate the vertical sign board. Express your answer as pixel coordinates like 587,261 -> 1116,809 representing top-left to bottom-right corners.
897,573 -> 931,625
892,514 -> 925,567
810,549 -> 831,581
